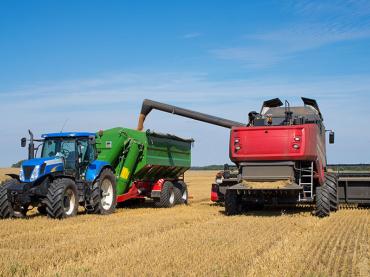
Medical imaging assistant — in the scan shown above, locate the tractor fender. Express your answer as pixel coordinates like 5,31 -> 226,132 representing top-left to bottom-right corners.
85,160 -> 112,182
5,174 -> 20,181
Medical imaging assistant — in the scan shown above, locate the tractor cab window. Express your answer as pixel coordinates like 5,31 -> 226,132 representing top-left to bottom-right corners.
77,139 -> 95,164
41,138 -> 77,170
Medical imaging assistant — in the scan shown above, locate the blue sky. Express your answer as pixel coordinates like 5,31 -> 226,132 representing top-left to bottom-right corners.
1,0 -> 370,166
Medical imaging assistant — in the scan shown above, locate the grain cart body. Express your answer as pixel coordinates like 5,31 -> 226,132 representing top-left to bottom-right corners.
95,127 -> 192,202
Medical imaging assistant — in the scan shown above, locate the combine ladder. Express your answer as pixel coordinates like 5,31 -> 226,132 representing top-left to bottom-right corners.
298,161 -> 314,201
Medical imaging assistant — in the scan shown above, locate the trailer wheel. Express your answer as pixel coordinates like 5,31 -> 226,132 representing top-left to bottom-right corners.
0,179 -> 17,219
315,186 -> 330,217
174,181 -> 188,205
45,178 -> 79,219
324,173 -> 339,212
225,189 -> 241,216
88,168 -> 117,215
154,181 -> 175,208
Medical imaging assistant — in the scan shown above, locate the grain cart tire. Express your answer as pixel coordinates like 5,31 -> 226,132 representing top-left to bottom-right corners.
315,186 -> 330,217
324,173 -> 339,212
174,181 -> 188,205
225,189 -> 241,216
0,179 -> 17,219
45,178 -> 79,219
154,181 -> 175,208
89,168 -> 117,215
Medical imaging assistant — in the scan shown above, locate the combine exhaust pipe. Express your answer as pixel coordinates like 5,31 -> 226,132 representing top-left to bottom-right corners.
137,99 -> 246,131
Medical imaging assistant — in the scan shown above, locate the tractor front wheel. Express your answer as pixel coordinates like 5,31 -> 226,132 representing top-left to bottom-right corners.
45,178 -> 79,219
0,179 -> 17,219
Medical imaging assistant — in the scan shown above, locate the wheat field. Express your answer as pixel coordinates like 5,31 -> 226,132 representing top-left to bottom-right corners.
0,169 -> 369,276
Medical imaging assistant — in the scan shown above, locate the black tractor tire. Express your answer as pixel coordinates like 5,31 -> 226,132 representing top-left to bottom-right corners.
324,173 -> 339,212
225,189 -> 241,216
45,178 -> 79,219
88,168 -> 117,215
315,186 -> 330,217
154,181 -> 175,208
174,181 -> 188,205
0,179 -> 17,219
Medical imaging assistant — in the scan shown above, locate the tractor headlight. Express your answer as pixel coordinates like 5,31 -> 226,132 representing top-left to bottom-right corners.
19,168 -> 25,182
29,165 -> 40,182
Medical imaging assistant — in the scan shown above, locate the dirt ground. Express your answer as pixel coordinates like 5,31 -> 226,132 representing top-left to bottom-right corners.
0,169 -> 369,276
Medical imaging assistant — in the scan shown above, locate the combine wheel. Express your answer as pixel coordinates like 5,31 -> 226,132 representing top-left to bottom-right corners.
174,181 -> 188,205
0,179 -> 17,219
225,189 -> 241,216
154,181 -> 175,208
88,168 -> 117,215
315,186 -> 330,217
324,173 -> 339,212
45,178 -> 79,219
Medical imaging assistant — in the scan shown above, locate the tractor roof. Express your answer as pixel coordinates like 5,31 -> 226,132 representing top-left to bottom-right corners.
41,132 -> 96,138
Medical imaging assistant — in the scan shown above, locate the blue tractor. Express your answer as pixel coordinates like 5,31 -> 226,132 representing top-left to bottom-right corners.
0,130 -> 117,219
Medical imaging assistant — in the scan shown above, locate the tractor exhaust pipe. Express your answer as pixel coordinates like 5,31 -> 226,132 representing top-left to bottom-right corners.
28,130 -> 35,160
137,99 -> 246,131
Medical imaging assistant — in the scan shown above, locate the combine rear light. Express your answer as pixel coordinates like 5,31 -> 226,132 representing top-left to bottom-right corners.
234,138 -> 240,144
293,144 -> 300,149
235,146 -> 241,150
294,137 -> 301,141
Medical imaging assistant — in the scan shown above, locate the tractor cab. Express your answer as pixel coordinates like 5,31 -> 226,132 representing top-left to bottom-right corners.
20,131 -> 96,183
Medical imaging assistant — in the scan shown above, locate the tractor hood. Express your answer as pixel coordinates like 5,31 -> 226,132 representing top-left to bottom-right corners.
20,157 -> 64,183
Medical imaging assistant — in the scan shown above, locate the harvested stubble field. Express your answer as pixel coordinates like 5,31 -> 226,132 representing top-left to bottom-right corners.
0,169 -> 369,277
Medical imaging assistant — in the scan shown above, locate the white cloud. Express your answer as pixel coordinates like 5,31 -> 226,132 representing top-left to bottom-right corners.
211,1 -> 370,68
181,32 -> 202,39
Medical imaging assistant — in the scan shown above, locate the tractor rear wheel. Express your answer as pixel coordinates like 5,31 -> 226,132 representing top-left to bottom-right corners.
174,181 -> 188,205
88,168 -> 117,215
315,186 -> 330,217
225,189 -> 241,216
324,173 -> 339,212
0,179 -> 17,219
154,181 -> 175,208
45,178 -> 79,219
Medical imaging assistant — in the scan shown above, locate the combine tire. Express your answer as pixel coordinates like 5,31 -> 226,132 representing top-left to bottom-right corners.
154,181 -> 175,208
225,189 -> 241,216
324,173 -> 339,212
45,178 -> 79,219
174,181 -> 188,205
0,179 -> 17,219
315,186 -> 330,217
88,168 -> 117,215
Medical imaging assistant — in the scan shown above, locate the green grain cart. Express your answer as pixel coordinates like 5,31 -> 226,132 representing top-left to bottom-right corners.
96,127 -> 193,209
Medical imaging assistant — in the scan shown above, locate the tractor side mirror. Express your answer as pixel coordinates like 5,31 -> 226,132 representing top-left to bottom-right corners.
21,137 -> 27,147
329,131 -> 335,144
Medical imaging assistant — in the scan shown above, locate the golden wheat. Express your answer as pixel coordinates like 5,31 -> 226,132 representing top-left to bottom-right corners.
0,170 -> 368,276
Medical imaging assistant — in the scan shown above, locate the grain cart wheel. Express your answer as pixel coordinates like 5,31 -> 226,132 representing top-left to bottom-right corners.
45,178 -> 79,219
89,168 -> 117,215
315,186 -> 330,217
0,179 -> 17,219
154,181 -> 175,208
225,189 -> 241,216
174,181 -> 188,205
324,173 -> 339,212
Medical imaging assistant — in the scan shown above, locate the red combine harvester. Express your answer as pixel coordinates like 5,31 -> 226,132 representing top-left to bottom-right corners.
137,98 -> 370,217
